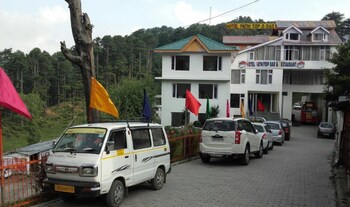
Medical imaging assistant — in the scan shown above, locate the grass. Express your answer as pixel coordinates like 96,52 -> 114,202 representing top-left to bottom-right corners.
2,101 -> 87,153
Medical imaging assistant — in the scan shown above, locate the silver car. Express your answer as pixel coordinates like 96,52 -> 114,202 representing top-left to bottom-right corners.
317,122 -> 336,139
264,121 -> 285,145
253,122 -> 274,153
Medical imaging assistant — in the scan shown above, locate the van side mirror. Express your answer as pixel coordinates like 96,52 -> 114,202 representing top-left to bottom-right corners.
106,141 -> 115,153
52,140 -> 56,149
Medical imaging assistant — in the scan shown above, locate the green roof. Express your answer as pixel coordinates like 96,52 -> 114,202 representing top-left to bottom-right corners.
155,34 -> 238,52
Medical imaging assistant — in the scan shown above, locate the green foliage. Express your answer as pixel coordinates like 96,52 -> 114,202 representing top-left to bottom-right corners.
210,105 -> 220,118
109,79 -> 158,120
324,41 -> 350,101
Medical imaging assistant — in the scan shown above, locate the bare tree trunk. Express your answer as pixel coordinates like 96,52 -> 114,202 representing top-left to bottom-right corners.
60,0 -> 98,123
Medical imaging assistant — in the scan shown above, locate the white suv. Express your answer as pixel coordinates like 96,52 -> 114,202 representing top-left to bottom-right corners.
199,118 -> 263,165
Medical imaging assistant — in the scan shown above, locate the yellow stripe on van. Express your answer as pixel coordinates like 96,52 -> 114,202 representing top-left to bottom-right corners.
102,146 -> 167,160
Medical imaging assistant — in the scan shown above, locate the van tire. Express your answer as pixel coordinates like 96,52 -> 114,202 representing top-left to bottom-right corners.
106,180 -> 124,207
240,146 -> 250,165
151,168 -> 165,190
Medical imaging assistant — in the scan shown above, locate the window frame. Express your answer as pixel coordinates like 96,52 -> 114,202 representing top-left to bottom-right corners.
171,56 -> 190,71
199,84 -> 218,99
172,83 -> 191,98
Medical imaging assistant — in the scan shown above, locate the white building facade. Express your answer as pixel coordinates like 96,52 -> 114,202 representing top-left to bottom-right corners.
225,21 -> 342,121
155,35 -> 238,126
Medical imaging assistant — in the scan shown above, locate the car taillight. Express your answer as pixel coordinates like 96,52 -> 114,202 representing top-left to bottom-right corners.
262,133 -> 267,139
279,129 -> 283,135
285,128 -> 289,133
235,131 -> 241,144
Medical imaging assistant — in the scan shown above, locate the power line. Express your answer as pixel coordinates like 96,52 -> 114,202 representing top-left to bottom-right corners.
185,0 -> 260,27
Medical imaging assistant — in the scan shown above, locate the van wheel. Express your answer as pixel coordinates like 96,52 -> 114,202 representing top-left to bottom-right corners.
106,180 -> 124,207
255,143 -> 264,158
61,193 -> 76,202
200,153 -> 210,163
240,146 -> 250,165
151,168 -> 165,190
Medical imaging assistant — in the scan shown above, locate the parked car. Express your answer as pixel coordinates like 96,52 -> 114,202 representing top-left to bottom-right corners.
199,118 -> 263,165
253,122 -> 274,154
45,122 -> 171,207
317,122 -> 336,139
279,119 -> 291,141
264,121 -> 285,145
249,117 -> 267,123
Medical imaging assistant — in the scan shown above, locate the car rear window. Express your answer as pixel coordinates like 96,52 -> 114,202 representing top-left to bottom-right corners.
203,120 -> 235,131
265,123 -> 279,130
253,124 -> 264,132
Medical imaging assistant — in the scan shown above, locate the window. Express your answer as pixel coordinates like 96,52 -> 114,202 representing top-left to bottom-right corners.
151,128 -> 166,146
249,51 -> 254,60
171,112 -> 189,127
313,33 -> 323,41
171,56 -> 189,71
131,129 -> 151,150
241,70 -> 246,84
108,130 -> 127,150
199,84 -> 217,99
289,33 -> 299,40
231,70 -> 245,84
284,46 -> 300,60
172,83 -> 190,98
203,56 -> 222,71
285,33 -> 299,41
230,94 -> 240,108
256,70 -> 273,84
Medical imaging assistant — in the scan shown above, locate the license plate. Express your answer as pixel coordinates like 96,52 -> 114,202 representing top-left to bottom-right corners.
323,133 -> 329,136
55,184 -> 75,193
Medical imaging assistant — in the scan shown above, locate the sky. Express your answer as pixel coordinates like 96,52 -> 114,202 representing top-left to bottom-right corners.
1,0 -> 350,54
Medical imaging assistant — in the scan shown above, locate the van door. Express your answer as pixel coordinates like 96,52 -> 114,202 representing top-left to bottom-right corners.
101,129 -> 133,192
150,127 -> 170,170
130,128 -> 154,184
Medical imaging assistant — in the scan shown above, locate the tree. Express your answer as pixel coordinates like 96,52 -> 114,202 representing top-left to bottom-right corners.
324,41 -> 350,101
60,0 -> 98,123
322,12 -> 345,37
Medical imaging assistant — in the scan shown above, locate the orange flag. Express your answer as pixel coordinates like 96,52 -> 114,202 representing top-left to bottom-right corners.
240,99 -> 245,118
185,90 -> 201,116
90,77 -> 119,118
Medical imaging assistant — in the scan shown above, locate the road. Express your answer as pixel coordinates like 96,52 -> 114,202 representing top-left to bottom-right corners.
33,125 -> 336,207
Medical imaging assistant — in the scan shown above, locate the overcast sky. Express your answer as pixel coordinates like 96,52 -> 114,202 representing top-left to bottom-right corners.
1,0 -> 350,54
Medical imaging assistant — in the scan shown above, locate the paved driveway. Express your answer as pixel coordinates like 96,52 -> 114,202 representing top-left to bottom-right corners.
34,125 -> 336,207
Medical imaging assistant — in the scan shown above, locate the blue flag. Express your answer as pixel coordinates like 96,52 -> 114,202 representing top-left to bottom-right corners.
142,89 -> 152,121
248,98 -> 253,116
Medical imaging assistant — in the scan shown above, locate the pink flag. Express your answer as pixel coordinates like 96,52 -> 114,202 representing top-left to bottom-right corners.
226,99 -> 230,117
0,67 -> 32,119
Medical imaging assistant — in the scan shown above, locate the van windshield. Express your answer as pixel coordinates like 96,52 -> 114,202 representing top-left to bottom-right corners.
53,127 -> 107,154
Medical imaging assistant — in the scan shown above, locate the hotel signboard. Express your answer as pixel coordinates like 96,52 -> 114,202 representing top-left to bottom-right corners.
238,61 -> 305,68
226,23 -> 276,30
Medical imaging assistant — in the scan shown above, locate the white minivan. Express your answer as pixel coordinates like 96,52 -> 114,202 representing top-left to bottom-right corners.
44,122 -> 171,207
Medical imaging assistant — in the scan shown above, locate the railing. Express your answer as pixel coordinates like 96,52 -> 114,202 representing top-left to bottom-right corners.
0,132 -> 200,206
0,154 -> 49,207
168,133 -> 201,163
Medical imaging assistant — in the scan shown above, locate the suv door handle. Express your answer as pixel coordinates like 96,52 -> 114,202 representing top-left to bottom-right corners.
125,155 -> 129,158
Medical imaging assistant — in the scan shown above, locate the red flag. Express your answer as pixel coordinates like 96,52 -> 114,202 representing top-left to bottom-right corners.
0,67 -> 32,119
257,98 -> 265,112
185,90 -> 201,116
226,99 -> 230,117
